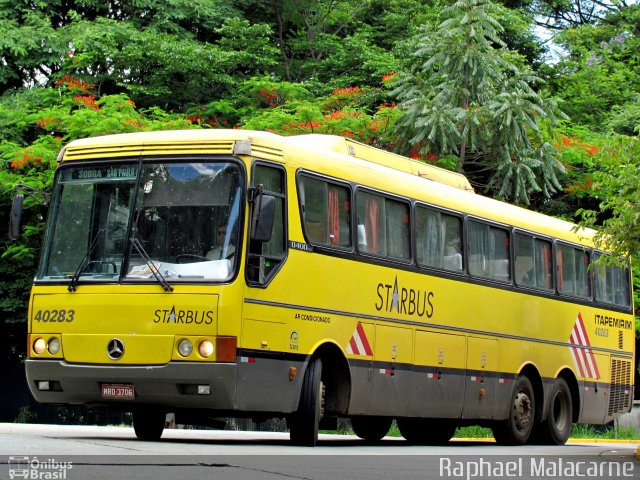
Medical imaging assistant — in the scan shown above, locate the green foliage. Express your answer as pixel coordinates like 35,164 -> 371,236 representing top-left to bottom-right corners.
549,5 -> 640,132
392,0 -> 566,204
571,424 -> 639,440
453,425 -> 493,438
241,84 -> 401,150
15,406 -> 38,424
575,134 -> 640,259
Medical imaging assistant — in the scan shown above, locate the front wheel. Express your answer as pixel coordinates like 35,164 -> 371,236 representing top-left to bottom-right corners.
492,375 -> 535,445
351,416 -> 392,442
289,357 -> 324,446
531,377 -> 572,445
133,410 -> 165,441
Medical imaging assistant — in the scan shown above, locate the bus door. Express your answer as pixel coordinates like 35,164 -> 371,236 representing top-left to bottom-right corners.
238,161 -> 292,412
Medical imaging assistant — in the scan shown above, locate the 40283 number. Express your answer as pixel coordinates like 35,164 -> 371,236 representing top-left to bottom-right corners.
33,309 -> 75,322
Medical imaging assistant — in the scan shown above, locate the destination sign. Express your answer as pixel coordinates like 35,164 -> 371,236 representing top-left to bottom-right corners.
61,166 -> 138,183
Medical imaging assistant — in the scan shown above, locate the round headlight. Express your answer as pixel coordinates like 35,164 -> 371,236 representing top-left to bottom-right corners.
33,338 -> 46,355
178,339 -> 193,357
198,340 -> 214,358
48,338 -> 61,355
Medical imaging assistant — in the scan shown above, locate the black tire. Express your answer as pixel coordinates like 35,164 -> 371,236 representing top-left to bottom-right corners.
351,416 -> 392,442
133,410 -> 165,441
492,375 -> 536,445
531,378 -> 573,445
290,357 -> 324,446
397,418 -> 456,445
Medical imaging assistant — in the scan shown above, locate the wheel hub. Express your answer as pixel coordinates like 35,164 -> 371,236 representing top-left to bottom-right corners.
514,392 -> 532,430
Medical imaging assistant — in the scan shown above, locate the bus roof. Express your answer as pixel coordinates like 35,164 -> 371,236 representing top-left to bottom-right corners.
60,129 -> 595,247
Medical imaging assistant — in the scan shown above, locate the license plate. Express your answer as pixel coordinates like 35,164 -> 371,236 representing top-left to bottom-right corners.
101,383 -> 135,400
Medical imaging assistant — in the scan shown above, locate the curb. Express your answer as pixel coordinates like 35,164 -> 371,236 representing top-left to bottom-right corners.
452,437 -> 640,444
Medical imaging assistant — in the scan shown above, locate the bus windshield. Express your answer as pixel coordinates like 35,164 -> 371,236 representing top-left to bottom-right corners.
38,161 -> 243,283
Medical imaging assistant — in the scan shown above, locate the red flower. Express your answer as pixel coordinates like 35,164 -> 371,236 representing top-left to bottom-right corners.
10,152 -> 42,171
381,72 -> 396,83
56,75 -> 95,94
73,96 -> 100,110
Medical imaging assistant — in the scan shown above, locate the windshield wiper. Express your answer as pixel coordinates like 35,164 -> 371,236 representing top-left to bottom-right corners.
130,235 -> 173,292
68,230 -> 103,292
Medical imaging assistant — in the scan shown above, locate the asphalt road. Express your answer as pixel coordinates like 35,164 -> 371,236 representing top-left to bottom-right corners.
1,423 -> 638,480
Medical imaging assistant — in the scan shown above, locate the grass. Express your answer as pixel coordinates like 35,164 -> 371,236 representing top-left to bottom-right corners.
332,421 -> 640,440
454,425 -> 493,438
453,424 -> 640,440
570,424 -> 639,440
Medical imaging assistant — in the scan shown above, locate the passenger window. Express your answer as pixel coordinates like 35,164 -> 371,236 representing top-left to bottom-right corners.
467,220 -> 510,282
356,190 -> 410,260
299,175 -> 351,247
514,233 -> 553,290
593,253 -> 631,308
415,206 -> 463,271
556,243 -> 590,298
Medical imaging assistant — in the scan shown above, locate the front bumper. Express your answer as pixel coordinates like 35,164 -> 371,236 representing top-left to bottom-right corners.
25,359 -> 238,410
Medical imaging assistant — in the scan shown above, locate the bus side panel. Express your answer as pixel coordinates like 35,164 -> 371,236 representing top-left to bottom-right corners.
578,353 -> 609,424
408,330 -> 465,418
345,322 -> 375,415
462,337 -> 498,419
346,360 -> 373,415
236,313 -> 303,413
367,325 -> 412,416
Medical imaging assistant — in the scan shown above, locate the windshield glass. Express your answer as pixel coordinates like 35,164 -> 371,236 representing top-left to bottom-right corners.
38,161 -> 243,283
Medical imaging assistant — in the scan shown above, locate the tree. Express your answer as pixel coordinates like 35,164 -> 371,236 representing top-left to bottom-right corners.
547,4 -> 640,132
1,1 -> 279,110
391,0 -> 566,204
529,0 -> 633,30
576,133 -> 640,259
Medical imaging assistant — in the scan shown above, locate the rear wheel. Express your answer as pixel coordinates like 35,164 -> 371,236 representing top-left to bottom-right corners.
351,416 -> 392,442
531,377 -> 572,445
133,410 -> 165,441
290,357 -> 324,446
492,375 -> 535,445
397,418 -> 456,445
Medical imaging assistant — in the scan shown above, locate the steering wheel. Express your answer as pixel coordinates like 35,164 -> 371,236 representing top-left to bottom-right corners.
175,254 -> 209,264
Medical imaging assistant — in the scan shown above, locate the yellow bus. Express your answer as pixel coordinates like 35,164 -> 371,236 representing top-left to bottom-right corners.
13,129 -> 635,446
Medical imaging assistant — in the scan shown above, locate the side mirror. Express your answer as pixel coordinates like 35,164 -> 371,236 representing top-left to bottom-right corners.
8,194 -> 24,240
250,194 -> 276,243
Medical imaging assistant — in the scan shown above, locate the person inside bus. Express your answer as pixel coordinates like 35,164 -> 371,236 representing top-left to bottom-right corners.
206,224 -> 236,260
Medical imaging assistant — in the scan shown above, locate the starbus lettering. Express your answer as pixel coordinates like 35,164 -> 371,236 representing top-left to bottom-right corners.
153,306 -> 214,324
375,276 -> 434,318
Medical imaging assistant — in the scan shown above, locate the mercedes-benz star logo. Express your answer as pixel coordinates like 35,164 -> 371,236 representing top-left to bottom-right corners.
107,338 -> 125,360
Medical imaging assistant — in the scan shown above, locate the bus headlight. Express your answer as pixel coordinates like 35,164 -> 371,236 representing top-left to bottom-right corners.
48,338 -> 61,355
178,339 -> 193,357
33,338 -> 46,355
198,340 -> 214,358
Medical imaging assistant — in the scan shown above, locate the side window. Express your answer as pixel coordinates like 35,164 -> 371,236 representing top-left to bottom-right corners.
593,253 -> 631,308
247,163 -> 286,284
356,190 -> 410,260
415,206 -> 463,271
467,220 -> 510,282
299,175 -> 351,247
556,243 -> 590,298
514,233 -> 553,290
